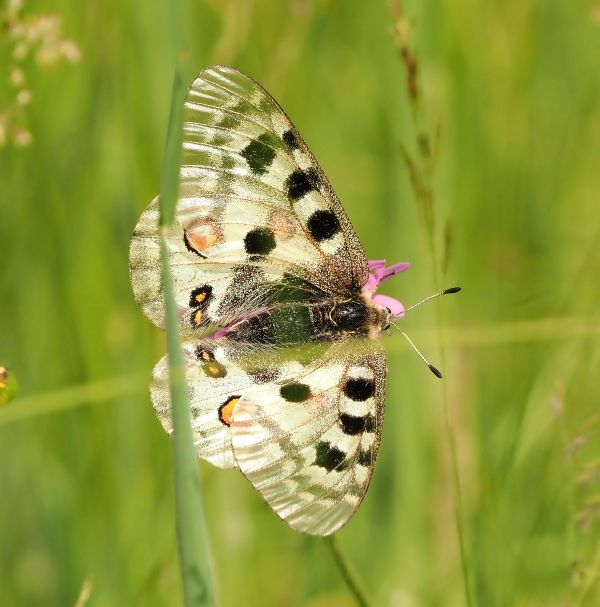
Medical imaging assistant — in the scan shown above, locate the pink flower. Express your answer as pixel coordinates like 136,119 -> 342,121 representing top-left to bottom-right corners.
364,259 -> 409,317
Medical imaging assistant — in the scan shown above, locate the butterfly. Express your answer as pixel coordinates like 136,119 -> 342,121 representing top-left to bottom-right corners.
130,65 -> 458,536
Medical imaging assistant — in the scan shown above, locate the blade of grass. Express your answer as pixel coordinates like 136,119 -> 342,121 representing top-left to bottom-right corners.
159,57 -> 185,228
0,373 -> 147,425
326,536 -> 373,607
576,538 -> 600,606
159,59 -> 217,606
73,579 -> 93,607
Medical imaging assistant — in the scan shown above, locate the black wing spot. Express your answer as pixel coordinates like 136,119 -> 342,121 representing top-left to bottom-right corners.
280,382 -> 311,402
340,413 -> 375,435
244,228 -> 276,255
189,285 -> 213,327
190,285 -> 212,328
286,169 -> 316,201
314,441 -> 347,472
307,210 -> 341,241
282,129 -> 299,150
241,133 -> 276,175
343,377 -> 375,401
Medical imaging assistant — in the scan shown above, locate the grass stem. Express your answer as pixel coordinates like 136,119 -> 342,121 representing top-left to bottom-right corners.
159,61 -> 217,606
326,536 -> 373,607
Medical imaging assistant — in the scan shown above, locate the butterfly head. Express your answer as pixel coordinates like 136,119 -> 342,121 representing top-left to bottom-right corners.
381,308 -> 393,333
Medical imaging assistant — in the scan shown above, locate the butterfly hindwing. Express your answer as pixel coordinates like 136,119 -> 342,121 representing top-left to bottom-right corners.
150,339 -> 333,469
152,337 -> 386,536
231,339 -> 385,536
129,65 -> 369,336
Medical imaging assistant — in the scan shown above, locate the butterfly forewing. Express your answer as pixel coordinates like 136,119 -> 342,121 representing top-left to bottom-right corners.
130,65 -> 368,336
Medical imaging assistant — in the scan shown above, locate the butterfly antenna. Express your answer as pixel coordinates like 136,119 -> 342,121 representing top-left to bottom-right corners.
390,322 -> 443,379
404,286 -> 461,313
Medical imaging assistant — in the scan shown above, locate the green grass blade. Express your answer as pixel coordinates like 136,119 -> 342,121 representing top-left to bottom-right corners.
0,374 -> 147,425
326,536 -> 373,607
159,61 -> 217,607
159,59 -> 185,228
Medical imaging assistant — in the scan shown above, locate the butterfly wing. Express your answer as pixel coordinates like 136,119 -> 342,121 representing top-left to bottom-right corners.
129,65 -> 369,335
150,338 -> 328,469
151,336 -> 386,535
230,338 -> 385,536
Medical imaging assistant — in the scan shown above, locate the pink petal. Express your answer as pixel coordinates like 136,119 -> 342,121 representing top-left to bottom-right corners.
372,294 -> 405,317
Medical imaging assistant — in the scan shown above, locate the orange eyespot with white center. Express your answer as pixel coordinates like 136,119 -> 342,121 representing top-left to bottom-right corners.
184,220 -> 222,257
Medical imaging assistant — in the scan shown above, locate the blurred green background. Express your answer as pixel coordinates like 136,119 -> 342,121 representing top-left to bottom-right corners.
2,0 -> 600,605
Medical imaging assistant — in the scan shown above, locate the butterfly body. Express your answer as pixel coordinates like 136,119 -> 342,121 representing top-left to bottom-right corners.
130,65 -> 408,535
215,293 -> 390,348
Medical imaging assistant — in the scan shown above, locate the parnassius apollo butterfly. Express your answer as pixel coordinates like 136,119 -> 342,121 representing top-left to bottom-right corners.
130,65 -> 458,536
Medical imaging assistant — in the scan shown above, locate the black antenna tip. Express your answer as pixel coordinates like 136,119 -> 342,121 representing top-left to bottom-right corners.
428,364 -> 443,379
443,287 -> 461,294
